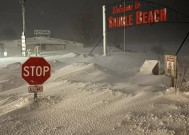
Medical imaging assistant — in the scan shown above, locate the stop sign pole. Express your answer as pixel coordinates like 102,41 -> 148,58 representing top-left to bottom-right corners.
22,57 -> 51,101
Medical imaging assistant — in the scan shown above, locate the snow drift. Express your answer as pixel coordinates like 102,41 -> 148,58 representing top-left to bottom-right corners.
0,50 -> 189,135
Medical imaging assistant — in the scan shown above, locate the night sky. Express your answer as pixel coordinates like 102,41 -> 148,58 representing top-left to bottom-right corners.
0,0 -> 189,53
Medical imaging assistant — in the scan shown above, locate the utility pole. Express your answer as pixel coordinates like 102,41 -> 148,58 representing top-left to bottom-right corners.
19,0 -> 26,57
123,0 -> 126,52
102,5 -> 107,56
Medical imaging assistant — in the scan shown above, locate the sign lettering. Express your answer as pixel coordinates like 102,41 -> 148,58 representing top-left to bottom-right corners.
107,1 -> 167,29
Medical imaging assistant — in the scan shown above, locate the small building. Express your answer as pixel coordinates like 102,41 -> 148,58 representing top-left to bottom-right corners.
1,37 -> 83,57
24,37 -> 67,52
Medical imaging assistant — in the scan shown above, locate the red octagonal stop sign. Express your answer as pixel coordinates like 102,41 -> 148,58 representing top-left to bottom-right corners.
22,57 -> 51,85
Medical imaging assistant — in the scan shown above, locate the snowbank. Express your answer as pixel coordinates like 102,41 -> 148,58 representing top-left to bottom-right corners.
54,62 -> 118,83
0,50 -> 189,135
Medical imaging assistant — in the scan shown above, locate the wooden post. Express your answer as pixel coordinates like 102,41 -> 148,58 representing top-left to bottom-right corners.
34,92 -> 37,101
171,77 -> 175,87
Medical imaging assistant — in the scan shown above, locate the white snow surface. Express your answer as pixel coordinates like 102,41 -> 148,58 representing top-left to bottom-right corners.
0,48 -> 189,135
140,60 -> 159,74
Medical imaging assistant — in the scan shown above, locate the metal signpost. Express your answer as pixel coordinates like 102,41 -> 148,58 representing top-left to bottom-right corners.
19,0 -> 27,57
102,6 -> 107,56
22,57 -> 51,101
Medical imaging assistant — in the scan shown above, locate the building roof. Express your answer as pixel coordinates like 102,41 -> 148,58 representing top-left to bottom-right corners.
25,37 -> 66,45
3,37 -> 83,46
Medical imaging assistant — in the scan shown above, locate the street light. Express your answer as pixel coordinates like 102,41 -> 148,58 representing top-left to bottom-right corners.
18,0 -> 26,56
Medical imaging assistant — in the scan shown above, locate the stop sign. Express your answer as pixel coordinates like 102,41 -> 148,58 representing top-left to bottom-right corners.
22,57 -> 51,85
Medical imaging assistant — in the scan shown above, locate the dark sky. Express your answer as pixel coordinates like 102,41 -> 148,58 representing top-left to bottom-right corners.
0,0 -> 189,52
0,0 -> 110,39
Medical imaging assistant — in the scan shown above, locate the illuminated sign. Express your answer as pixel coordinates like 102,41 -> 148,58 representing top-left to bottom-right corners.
107,1 -> 167,29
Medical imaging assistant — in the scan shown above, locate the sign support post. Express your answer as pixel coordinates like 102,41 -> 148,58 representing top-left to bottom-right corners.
34,93 -> 38,101
102,5 -> 107,56
123,0 -> 126,52
34,51 -> 38,101
171,77 -> 175,88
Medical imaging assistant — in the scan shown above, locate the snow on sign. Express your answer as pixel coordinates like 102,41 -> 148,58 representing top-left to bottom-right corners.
22,57 -> 51,85
165,55 -> 177,78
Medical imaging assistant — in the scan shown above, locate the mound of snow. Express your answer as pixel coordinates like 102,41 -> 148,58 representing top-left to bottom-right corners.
54,62 -> 118,83
0,95 -> 30,116
0,63 -> 25,91
1,50 -> 189,135
6,62 -> 21,69
62,52 -> 79,58
48,60 -> 64,71
79,53 -> 95,58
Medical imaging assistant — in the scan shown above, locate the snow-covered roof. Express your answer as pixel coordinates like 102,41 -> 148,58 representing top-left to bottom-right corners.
24,37 -> 66,45
2,37 -> 84,46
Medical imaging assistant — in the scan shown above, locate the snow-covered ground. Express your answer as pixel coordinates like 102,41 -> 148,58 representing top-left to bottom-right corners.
0,47 -> 189,135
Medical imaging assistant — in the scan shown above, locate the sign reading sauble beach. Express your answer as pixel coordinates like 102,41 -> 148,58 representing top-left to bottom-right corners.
108,1 -> 167,28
